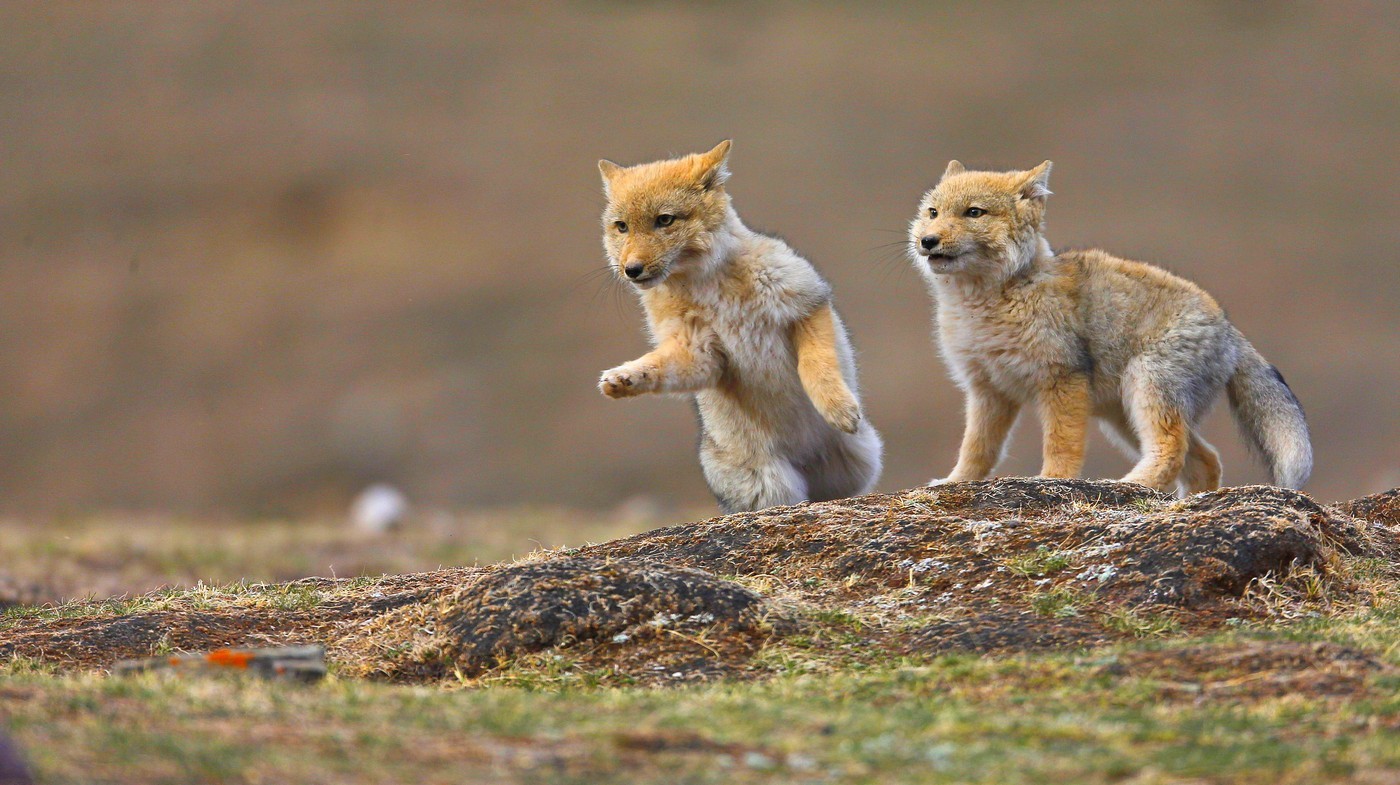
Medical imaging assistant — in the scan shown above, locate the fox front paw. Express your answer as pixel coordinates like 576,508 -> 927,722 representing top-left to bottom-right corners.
599,364 -> 659,398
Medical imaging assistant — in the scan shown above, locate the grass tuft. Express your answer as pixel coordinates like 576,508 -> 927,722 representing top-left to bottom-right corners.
1005,546 -> 1075,578
1101,608 -> 1181,638
1029,587 -> 1086,618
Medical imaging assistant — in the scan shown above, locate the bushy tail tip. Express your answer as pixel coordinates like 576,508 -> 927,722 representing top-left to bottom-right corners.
1226,346 -> 1312,489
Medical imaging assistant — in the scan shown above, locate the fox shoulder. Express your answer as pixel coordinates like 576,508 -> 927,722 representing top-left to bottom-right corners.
740,236 -> 831,321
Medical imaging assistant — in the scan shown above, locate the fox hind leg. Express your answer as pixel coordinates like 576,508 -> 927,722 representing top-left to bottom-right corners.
1102,407 -> 1219,495
700,446 -> 807,513
804,424 -> 883,502
1181,430 -> 1222,494
1119,373 -> 1190,492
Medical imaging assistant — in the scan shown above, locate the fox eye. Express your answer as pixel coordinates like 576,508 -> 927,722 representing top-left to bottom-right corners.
965,207 -> 986,218
614,221 -> 628,233
655,213 -> 675,228
928,207 -> 938,218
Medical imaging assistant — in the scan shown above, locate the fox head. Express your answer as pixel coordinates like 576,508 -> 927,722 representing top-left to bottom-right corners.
908,160 -> 1053,280
598,140 -> 734,289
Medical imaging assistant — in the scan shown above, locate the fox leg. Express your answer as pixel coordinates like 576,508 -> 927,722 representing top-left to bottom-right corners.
793,303 -> 861,433
700,444 -> 807,513
1180,429 -> 1223,494
804,424 -> 884,502
1104,410 -> 1217,495
599,333 -> 723,398
1120,381 -> 1189,491
1036,374 -> 1091,478
1097,407 -> 1140,460
935,384 -> 1020,483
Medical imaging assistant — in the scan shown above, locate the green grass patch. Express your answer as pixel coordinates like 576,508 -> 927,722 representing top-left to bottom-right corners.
4,619 -> 1400,785
1005,546 -> 1075,578
1029,587 -> 1087,618
1100,607 -> 1180,638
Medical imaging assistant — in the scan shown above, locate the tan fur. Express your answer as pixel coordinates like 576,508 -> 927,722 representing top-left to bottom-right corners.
909,161 -> 1312,493
1037,374 -> 1090,478
794,303 -> 862,434
598,141 -> 882,512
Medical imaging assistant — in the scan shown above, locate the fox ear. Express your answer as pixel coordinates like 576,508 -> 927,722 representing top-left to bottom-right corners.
941,160 -> 966,181
696,139 -> 733,190
1017,161 -> 1053,201
598,159 -> 623,193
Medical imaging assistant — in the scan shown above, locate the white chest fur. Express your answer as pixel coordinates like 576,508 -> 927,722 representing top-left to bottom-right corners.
935,283 -> 1071,399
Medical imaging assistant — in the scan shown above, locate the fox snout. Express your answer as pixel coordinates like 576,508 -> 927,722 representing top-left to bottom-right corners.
617,257 -> 666,286
910,226 -> 963,261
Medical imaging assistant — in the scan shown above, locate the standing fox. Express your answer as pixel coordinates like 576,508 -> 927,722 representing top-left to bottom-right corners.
596,141 -> 882,512
908,160 -> 1311,493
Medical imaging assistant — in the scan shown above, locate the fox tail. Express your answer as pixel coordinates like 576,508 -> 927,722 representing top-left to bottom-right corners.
1226,340 -> 1312,489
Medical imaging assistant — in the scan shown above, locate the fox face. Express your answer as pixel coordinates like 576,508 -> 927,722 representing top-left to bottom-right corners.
909,160 -> 1053,279
598,140 -> 734,289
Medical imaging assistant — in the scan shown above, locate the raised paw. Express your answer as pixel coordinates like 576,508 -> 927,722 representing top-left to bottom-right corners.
818,397 -> 863,434
599,364 -> 658,398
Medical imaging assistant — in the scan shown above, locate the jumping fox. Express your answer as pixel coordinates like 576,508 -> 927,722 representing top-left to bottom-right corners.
596,140 -> 882,512
908,160 -> 1312,493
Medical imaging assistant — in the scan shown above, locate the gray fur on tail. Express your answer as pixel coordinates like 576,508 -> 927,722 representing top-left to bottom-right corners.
1226,342 -> 1312,489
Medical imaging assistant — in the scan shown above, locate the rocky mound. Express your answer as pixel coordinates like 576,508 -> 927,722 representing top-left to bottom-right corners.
1,479 -> 1396,685
588,481 -> 1377,606
1335,488 -> 1400,528
344,557 -> 776,681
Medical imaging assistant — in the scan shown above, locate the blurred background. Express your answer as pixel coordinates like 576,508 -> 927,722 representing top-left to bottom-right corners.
1,0 -> 1396,520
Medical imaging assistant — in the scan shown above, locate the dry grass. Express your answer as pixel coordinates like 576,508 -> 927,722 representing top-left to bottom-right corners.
0,506 -> 676,607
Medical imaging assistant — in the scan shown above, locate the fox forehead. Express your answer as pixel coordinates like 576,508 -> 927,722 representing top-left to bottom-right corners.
925,173 -> 1022,209
604,157 -> 710,211
604,181 -> 703,220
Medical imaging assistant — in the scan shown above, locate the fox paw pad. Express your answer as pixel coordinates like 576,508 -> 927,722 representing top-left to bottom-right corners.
599,366 -> 655,398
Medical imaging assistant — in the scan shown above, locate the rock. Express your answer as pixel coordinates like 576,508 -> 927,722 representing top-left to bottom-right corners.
349,556 -> 775,680
1333,488 -> 1400,529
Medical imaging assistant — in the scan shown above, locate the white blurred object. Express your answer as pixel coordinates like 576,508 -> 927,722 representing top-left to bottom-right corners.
612,494 -> 665,525
350,483 -> 409,533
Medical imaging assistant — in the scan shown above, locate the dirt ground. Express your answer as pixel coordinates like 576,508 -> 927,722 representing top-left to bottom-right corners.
3,479 -> 1400,784
3,479 -> 1396,699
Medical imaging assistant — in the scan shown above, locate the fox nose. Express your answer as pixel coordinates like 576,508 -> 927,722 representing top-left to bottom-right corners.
920,235 -> 941,251
623,263 -> 646,280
